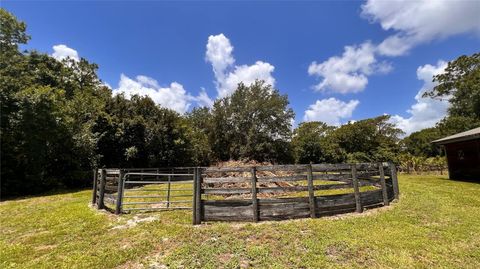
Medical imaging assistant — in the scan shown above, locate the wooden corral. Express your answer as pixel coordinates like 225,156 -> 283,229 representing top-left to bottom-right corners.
93,162 -> 399,224
195,163 -> 398,223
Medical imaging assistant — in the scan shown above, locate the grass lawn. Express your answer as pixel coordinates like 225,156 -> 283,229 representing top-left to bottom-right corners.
1,174 -> 479,268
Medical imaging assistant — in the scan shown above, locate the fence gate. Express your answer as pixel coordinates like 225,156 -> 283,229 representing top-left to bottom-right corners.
92,167 -> 195,214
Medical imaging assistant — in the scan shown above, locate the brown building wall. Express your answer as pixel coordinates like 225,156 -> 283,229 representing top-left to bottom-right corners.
444,139 -> 480,180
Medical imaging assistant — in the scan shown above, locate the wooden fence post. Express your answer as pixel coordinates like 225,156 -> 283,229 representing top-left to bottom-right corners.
351,164 -> 363,213
251,167 -> 259,222
378,163 -> 389,206
192,168 -> 197,225
98,169 -> 106,209
166,175 -> 171,208
91,168 -> 98,205
115,169 -> 125,214
193,167 -> 202,225
307,163 -> 316,218
389,162 -> 400,200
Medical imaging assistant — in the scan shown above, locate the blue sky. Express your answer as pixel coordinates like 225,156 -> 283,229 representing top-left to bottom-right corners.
4,1 -> 480,134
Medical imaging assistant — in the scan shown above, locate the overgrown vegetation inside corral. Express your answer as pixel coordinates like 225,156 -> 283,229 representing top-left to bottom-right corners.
1,174 -> 479,268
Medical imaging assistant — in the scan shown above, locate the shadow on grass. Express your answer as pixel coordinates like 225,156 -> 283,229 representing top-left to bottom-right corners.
0,187 -> 91,202
451,178 -> 480,184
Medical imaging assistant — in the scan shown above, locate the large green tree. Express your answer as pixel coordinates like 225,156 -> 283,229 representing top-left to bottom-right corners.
330,115 -> 403,163
402,127 -> 442,157
185,107 -> 214,166
424,52 -> 480,120
94,94 -> 194,168
291,121 -> 340,164
424,52 -> 480,136
211,80 -> 295,163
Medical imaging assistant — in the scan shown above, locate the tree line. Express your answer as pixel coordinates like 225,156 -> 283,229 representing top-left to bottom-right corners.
1,9 -> 478,196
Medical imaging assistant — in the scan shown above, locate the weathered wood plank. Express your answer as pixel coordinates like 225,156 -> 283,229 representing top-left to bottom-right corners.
205,167 -> 251,173
193,168 -> 199,224
307,164 -> 316,218
311,163 -> 351,172
203,199 -> 252,206
115,169 -> 124,214
203,204 -> 253,221
315,193 -> 356,208
203,176 -> 250,184
356,171 -> 380,178
389,162 -> 400,200
260,206 -> 310,220
360,189 -> 384,205
260,212 -> 310,221
311,173 -> 351,181
256,175 -> 306,183
316,202 -> 356,211
202,188 -> 251,195
258,197 -> 309,204
256,183 -> 352,194
97,169 -> 106,209
378,163 -> 389,206
351,165 -> 363,213
91,169 -> 98,205
259,202 -> 310,212
316,206 -> 356,217
251,167 -> 259,222
256,164 -> 308,172
358,180 -> 378,187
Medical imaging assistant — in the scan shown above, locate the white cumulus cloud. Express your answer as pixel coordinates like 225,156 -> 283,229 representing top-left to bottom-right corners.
51,44 -> 80,61
205,34 -> 235,84
309,1 -> 480,93
362,0 -> 480,56
206,33 -> 276,98
113,74 -> 197,114
195,88 -> 214,108
303,98 -> 360,126
390,60 -> 449,135
308,41 -> 392,94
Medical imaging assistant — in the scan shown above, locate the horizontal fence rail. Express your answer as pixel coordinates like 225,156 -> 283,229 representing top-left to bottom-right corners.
92,162 -> 399,224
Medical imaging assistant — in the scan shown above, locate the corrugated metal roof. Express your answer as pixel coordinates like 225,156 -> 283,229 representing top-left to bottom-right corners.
432,127 -> 480,144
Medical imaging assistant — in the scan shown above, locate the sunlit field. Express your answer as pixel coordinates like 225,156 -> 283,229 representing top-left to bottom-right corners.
1,175 -> 479,268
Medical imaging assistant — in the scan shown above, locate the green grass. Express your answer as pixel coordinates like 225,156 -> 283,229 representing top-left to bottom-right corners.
1,175 -> 479,268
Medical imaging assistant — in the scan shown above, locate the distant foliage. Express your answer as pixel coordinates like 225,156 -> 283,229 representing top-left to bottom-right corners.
397,154 -> 447,174
292,115 -> 403,164
401,128 -> 442,157
291,122 -> 339,164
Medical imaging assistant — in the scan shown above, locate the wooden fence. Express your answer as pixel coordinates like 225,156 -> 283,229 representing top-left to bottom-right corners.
92,162 -> 399,225
193,162 -> 399,224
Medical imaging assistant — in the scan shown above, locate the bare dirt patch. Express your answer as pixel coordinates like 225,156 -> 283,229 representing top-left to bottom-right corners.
111,216 -> 158,230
